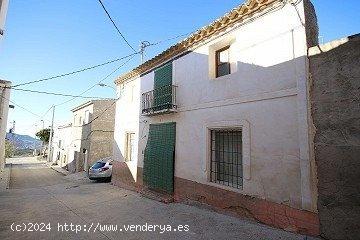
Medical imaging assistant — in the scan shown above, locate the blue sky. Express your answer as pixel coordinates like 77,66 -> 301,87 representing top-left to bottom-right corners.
0,0 -> 359,136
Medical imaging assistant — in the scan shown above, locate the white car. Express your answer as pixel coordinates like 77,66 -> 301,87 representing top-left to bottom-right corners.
88,157 -> 113,181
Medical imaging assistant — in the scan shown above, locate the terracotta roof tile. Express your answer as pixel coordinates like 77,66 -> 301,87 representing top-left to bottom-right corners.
115,0 -> 282,84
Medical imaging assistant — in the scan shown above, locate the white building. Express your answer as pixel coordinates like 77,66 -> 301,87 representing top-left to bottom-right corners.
52,123 -> 72,168
113,0 -> 319,235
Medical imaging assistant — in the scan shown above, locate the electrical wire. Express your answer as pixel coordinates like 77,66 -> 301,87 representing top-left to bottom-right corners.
0,94 -> 42,118
11,52 -> 139,88
149,31 -> 195,47
10,88 -> 112,99
55,54 -> 135,107
97,0 -> 137,52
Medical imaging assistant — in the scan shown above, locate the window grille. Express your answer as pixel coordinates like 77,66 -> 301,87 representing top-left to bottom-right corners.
210,129 -> 243,189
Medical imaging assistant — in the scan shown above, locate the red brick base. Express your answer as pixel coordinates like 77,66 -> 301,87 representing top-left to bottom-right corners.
111,165 -> 319,236
174,177 -> 319,236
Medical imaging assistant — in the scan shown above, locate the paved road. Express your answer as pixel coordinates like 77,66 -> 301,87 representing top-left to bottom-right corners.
9,157 -> 68,189
0,157 -> 318,240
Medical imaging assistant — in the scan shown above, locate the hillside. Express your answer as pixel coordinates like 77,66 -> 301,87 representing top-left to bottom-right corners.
6,133 -> 43,150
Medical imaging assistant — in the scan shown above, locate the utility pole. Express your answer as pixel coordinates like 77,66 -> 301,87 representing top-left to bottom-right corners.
140,41 -> 151,64
47,105 -> 55,162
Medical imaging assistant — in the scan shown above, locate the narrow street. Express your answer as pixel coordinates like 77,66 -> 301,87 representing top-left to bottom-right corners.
0,157 -> 317,240
9,157 -> 68,189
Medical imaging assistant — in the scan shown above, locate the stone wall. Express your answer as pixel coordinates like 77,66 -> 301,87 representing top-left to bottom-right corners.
309,34 -> 360,240
89,100 -> 115,167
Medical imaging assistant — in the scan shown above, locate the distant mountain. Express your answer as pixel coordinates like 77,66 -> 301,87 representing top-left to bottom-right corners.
6,133 -> 43,150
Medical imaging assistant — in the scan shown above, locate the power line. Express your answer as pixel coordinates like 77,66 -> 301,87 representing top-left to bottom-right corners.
11,88 -> 112,99
0,94 -> 42,118
12,52 -> 139,88
140,31 -> 194,63
24,105 -> 54,133
55,54 -> 135,107
97,0 -> 137,52
149,31 -> 195,46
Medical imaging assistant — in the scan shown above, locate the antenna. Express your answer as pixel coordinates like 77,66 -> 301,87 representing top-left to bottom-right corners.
140,41 -> 151,64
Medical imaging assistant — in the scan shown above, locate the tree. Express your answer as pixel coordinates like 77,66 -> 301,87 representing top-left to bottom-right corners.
5,140 -> 14,158
36,128 -> 51,143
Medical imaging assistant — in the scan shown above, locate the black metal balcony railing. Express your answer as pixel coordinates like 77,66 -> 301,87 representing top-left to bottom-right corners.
142,85 -> 177,115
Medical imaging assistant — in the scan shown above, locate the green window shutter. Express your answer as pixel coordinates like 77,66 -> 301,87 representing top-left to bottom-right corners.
154,62 -> 172,88
143,122 -> 176,193
153,62 -> 173,111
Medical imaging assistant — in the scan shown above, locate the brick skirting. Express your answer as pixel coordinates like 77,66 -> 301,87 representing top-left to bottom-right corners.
111,164 -> 319,236
111,161 -> 143,192
174,177 -> 319,236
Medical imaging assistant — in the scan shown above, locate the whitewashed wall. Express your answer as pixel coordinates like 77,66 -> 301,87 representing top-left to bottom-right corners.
113,78 -> 140,180
52,124 -> 72,168
135,1 -> 316,211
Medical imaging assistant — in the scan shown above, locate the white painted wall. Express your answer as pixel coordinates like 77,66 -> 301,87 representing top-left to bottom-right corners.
52,124 -> 72,168
113,78 -> 140,180
137,1 -> 315,211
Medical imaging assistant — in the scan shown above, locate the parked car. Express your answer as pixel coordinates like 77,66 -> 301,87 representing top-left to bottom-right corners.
88,157 -> 113,181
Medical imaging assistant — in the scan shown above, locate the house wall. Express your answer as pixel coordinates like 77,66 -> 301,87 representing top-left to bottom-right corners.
89,100 -> 115,168
69,103 -> 93,172
139,0 -> 315,210
52,124 -> 72,168
0,80 -> 11,170
113,0 -> 319,235
112,79 -> 140,187
309,35 -> 360,240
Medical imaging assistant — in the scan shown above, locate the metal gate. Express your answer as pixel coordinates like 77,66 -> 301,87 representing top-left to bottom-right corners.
143,122 -> 176,193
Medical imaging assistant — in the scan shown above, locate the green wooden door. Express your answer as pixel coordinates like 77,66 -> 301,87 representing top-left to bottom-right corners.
143,122 -> 176,193
154,62 -> 173,111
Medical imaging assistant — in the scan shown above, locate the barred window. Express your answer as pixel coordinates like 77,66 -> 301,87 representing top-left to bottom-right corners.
210,129 -> 243,189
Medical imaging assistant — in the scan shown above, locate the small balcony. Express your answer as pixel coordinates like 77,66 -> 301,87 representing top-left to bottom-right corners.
142,85 -> 177,116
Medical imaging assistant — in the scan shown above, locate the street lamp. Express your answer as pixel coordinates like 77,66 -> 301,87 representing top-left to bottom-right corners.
97,83 -> 116,91
97,83 -> 118,98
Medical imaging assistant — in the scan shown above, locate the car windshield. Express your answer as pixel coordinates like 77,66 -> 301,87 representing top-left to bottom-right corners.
92,162 -> 106,169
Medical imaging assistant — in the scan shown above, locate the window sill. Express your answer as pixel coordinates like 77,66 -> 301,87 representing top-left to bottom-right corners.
210,71 -> 235,81
205,181 -> 244,194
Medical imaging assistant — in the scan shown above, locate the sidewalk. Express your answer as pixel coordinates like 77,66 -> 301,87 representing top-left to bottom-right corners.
48,163 -> 70,176
48,163 -> 91,183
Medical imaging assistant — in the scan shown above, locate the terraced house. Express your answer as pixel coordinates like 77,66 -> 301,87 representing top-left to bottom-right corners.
112,0 -> 320,235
